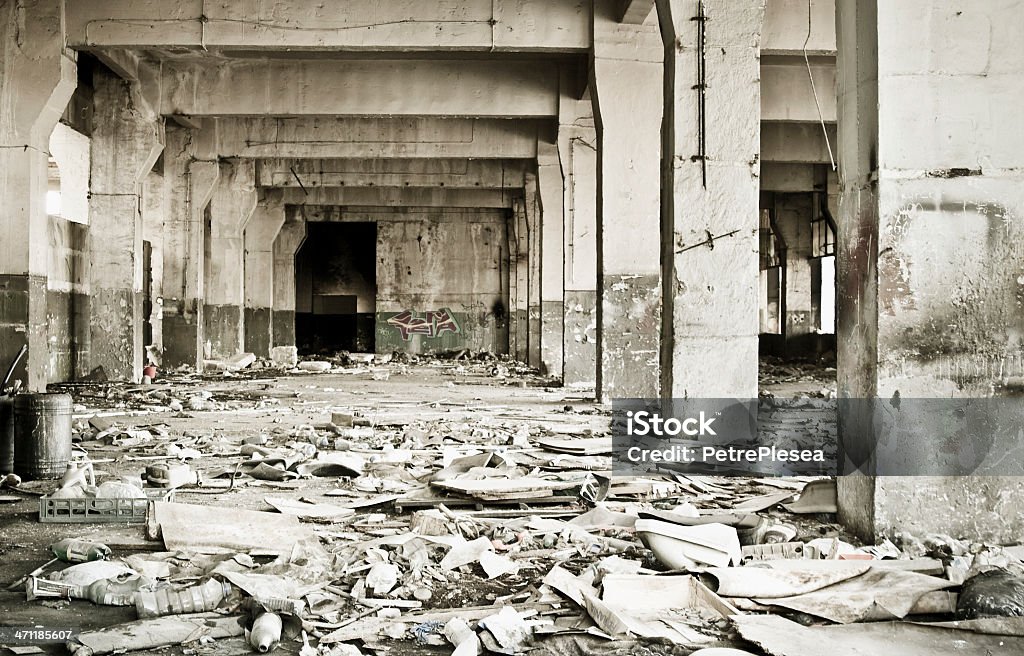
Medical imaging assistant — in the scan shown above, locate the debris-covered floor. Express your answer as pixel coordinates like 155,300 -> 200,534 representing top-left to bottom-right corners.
2,356 -> 1023,656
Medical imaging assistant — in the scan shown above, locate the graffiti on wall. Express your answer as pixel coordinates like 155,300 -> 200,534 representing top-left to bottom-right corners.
386,308 -> 462,341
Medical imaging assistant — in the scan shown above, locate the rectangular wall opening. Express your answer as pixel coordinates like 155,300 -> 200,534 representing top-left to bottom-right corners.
295,222 -> 377,354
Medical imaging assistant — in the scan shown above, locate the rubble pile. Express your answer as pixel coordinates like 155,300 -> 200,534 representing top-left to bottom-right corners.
1,361 -> 1023,656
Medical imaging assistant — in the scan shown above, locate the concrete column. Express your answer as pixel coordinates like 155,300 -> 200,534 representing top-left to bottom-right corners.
161,126 -> 219,369
559,96 -> 599,389
142,169 -> 166,355
538,141 -> 565,378
509,198 -> 530,363
271,211 -> 307,349
836,0 -> 1024,543
774,194 -> 815,353
657,0 -> 764,399
88,69 -> 164,382
591,0 -> 663,400
204,159 -> 257,358
0,1 -> 76,390
244,191 -> 285,357
525,171 -> 543,369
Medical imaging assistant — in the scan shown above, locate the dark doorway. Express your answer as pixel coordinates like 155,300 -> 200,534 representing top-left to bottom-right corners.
295,222 -> 377,354
142,240 -> 153,348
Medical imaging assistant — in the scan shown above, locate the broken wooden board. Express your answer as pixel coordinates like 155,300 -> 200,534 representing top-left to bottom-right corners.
263,496 -> 356,521
76,613 -> 245,654
153,501 -> 315,554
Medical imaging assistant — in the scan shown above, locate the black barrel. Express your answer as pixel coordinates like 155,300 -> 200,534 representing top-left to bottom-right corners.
13,393 -> 72,480
0,396 -> 13,474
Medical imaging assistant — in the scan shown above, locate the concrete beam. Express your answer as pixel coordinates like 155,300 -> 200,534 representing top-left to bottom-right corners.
618,0 -> 656,23
212,117 -> 542,160
67,0 -> 589,53
762,122 -> 837,163
762,56 -> 837,123
258,158 -> 528,190
762,0 -> 836,55
161,59 -> 559,118
279,187 -> 521,209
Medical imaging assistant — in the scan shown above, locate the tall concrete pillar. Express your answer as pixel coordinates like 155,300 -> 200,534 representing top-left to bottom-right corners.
244,191 -> 285,357
591,0 -> 663,401
204,159 -> 257,358
271,211 -> 307,350
538,141 -> 565,378
509,197 -> 530,363
559,95 -> 599,389
774,194 -> 815,353
88,69 -> 163,382
142,169 -> 167,355
525,171 -> 543,369
657,0 -> 764,399
162,126 -> 219,369
0,1 -> 76,390
836,0 -> 1024,543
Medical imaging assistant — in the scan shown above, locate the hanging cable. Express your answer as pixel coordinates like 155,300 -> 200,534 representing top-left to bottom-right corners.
803,0 -> 836,171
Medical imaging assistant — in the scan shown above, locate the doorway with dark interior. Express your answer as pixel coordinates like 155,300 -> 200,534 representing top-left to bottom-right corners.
295,222 -> 377,355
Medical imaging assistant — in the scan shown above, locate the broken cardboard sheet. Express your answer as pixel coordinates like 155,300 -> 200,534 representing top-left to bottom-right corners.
153,501 -> 316,554
748,568 -> 957,624
535,437 -> 612,456
781,479 -> 837,514
635,519 -> 741,569
264,496 -> 357,521
591,575 -> 740,645
76,613 -> 245,655
732,614 -> 1024,656
700,565 -> 870,598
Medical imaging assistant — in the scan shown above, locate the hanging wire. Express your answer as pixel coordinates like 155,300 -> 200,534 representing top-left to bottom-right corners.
803,0 -> 836,171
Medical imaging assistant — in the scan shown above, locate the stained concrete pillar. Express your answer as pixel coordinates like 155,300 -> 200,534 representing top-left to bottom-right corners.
836,0 -> 1024,543
0,1 -> 76,390
244,191 -> 285,357
774,193 -> 815,353
538,141 -> 565,378
272,211 -> 307,349
142,169 -> 166,355
559,96 -> 599,389
88,69 -> 164,382
509,198 -> 530,363
204,159 -> 257,359
591,0 -> 663,400
161,126 -> 219,369
525,171 -> 543,369
657,0 -> 764,399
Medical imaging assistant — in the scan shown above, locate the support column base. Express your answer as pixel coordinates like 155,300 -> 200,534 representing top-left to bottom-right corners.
564,291 -> 597,388
0,274 -> 48,390
272,310 -> 296,348
840,475 -> 1024,544
204,304 -> 243,358
163,311 -> 201,369
244,307 -> 272,357
600,273 -> 660,400
90,287 -> 142,382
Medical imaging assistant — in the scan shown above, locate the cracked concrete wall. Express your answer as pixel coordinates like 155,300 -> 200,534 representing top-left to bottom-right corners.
836,0 -> 1024,543
374,209 -> 509,355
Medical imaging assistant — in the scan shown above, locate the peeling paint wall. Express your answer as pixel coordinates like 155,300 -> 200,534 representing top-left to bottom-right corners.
375,210 -> 508,354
